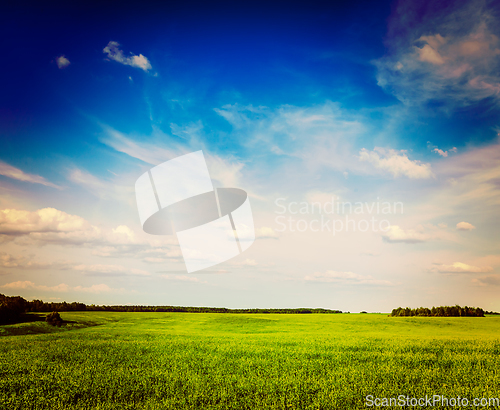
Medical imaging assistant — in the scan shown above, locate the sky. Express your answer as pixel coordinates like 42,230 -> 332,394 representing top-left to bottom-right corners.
1,0 -> 499,312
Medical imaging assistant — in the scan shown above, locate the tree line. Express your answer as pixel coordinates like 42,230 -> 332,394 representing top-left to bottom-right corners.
390,305 -> 485,317
0,293 -> 342,323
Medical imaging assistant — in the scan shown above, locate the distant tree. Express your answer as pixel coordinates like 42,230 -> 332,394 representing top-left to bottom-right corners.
0,294 -> 28,323
390,305 -> 484,317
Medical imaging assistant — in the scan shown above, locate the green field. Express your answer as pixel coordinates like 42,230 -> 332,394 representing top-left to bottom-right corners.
1,312 -> 500,409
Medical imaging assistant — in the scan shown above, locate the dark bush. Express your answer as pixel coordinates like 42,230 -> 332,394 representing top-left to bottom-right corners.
45,311 -> 63,326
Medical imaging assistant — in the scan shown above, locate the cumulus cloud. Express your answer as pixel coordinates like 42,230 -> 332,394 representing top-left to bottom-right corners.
456,221 -> 476,230
429,262 -> 493,273
374,0 -> 500,108
0,208 -> 91,236
358,147 -> 433,179
0,161 -> 61,189
305,270 -> 393,286
56,55 -> 70,69
0,281 -> 124,293
0,208 -> 145,248
382,225 -> 430,243
103,41 -> 152,72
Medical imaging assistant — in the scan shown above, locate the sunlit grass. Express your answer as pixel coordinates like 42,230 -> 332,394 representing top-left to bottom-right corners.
1,313 -> 499,409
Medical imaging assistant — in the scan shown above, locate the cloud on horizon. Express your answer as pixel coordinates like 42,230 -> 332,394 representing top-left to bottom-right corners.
305,270 -> 393,286
0,280 -> 126,294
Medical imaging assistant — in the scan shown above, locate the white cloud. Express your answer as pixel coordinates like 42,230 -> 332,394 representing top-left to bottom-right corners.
68,168 -> 107,192
382,223 -> 452,244
433,148 -> 448,157
429,262 -> 493,273
0,208 -> 91,235
0,207 -> 146,248
382,225 -> 430,243
256,227 -> 278,239
305,270 -> 393,286
215,102 -> 365,177
0,160 -> 61,189
56,55 -> 70,69
160,274 -> 207,283
0,252 -> 71,270
100,126 -> 246,189
456,221 -> 476,230
428,141 -> 457,158
374,1 -> 500,108
103,41 -> 152,72
73,264 -> 150,276
358,147 -> 433,179
430,138 -> 500,221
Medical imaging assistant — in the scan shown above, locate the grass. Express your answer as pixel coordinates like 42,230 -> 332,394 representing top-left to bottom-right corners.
1,312 -> 500,409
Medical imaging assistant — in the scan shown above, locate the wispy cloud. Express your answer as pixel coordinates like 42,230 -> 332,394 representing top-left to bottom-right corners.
100,125 -> 246,188
429,262 -> 493,273
0,252 -> 71,270
382,224 -> 452,244
305,270 -> 393,286
374,0 -> 500,108
160,274 -> 207,283
0,161 -> 61,189
73,264 -> 150,276
103,41 -> 152,72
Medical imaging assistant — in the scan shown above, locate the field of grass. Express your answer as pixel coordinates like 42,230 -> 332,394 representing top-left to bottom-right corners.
1,312 -> 500,409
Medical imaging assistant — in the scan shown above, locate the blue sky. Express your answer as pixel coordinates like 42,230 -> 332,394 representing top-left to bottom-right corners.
1,0 -> 499,312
